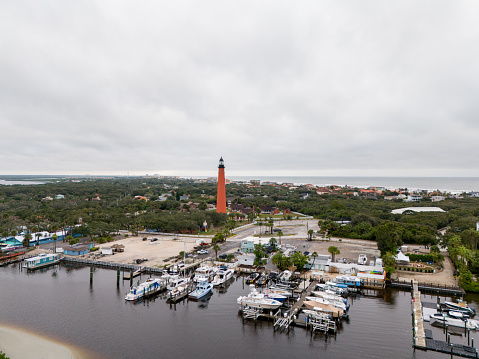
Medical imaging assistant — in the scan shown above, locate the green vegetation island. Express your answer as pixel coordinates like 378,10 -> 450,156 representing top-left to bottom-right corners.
1,176 -> 479,291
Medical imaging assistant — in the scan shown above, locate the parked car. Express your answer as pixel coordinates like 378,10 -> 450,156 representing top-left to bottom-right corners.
150,238 -> 158,242
197,249 -> 208,255
218,254 -> 228,260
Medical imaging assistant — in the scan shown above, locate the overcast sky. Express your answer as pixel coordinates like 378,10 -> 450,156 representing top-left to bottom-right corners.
1,1 -> 479,177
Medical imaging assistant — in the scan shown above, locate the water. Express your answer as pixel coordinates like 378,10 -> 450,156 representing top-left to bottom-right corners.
0,179 -> 46,185
229,176 -> 479,193
1,265 -> 478,359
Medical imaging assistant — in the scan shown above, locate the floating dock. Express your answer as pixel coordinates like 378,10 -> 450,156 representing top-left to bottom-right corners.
411,280 -> 478,358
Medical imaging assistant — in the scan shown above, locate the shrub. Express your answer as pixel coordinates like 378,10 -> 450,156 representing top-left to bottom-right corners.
91,247 -> 99,252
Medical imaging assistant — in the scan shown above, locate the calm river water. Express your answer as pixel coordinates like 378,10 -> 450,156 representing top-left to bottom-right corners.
0,264 -> 478,359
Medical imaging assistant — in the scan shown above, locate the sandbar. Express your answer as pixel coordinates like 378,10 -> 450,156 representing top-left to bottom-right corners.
0,325 -> 86,359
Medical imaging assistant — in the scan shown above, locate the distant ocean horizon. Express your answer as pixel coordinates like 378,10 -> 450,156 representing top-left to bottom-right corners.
227,176 -> 479,193
1,175 -> 479,194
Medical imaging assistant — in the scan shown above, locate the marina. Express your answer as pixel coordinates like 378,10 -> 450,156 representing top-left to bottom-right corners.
0,262 -> 478,358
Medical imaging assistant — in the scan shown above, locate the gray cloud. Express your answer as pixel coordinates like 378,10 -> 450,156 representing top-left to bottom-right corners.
1,1 -> 479,176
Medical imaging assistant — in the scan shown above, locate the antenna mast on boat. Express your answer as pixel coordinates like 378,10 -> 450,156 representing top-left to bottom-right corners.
183,237 -> 186,278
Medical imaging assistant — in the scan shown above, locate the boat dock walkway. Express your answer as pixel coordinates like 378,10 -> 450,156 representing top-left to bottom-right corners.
411,280 -> 478,358
412,280 -> 426,348
392,279 -> 464,295
289,279 -> 318,317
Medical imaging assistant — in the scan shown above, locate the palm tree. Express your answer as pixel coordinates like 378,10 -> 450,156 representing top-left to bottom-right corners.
1,230 -> 8,240
213,244 -> 220,259
258,221 -> 264,237
307,229 -> 314,241
328,246 -> 340,263
311,251 -> 318,268
269,237 -> 277,251
278,231 -> 283,246
52,234 -> 58,253
23,232 -> 32,248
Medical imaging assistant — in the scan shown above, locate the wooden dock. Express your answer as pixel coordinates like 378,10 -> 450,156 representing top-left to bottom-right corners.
411,280 -> 426,348
123,267 -> 144,280
411,280 -> 478,358
392,279 -> 464,295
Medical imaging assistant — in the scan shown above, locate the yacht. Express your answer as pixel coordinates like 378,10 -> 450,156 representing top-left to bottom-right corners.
237,285 -> 282,310
188,281 -> 213,300
166,276 -> 190,291
125,278 -> 164,301
193,266 -> 216,283
211,268 -> 234,286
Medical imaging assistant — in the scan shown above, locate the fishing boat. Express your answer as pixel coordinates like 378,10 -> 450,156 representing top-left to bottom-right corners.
125,278 -> 164,301
211,268 -> 234,286
265,287 -> 292,298
237,285 -> 282,310
245,272 -> 260,284
193,266 -> 216,283
263,290 -> 287,302
444,300 -> 476,316
316,283 -> 347,295
430,313 -> 479,330
188,281 -> 213,300
22,253 -> 60,270
255,273 -> 269,286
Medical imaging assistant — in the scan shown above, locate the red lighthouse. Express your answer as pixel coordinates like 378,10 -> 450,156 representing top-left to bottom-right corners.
216,157 -> 227,213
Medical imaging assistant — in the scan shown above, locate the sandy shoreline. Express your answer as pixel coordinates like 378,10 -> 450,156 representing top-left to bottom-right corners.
0,325 -> 87,359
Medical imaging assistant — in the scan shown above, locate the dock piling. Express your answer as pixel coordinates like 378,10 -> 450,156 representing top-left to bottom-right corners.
117,269 -> 120,286
90,265 -> 93,284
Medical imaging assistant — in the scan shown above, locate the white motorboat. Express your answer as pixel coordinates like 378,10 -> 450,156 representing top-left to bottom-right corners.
430,313 -> 478,330
305,296 -> 348,312
211,268 -> 234,286
312,290 -> 348,304
444,300 -> 476,316
316,283 -> 347,295
237,285 -> 282,310
193,266 -> 216,283
278,270 -> 292,282
125,278 -> 164,301
267,287 -> 292,298
166,276 -> 190,291
302,309 -> 332,320
188,281 -> 213,300
167,282 -> 190,299
263,290 -> 287,302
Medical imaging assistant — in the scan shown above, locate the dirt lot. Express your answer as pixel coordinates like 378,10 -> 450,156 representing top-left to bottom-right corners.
92,235 -> 203,267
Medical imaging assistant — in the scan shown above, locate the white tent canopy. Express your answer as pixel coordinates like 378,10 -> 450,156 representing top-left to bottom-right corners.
395,251 -> 410,264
